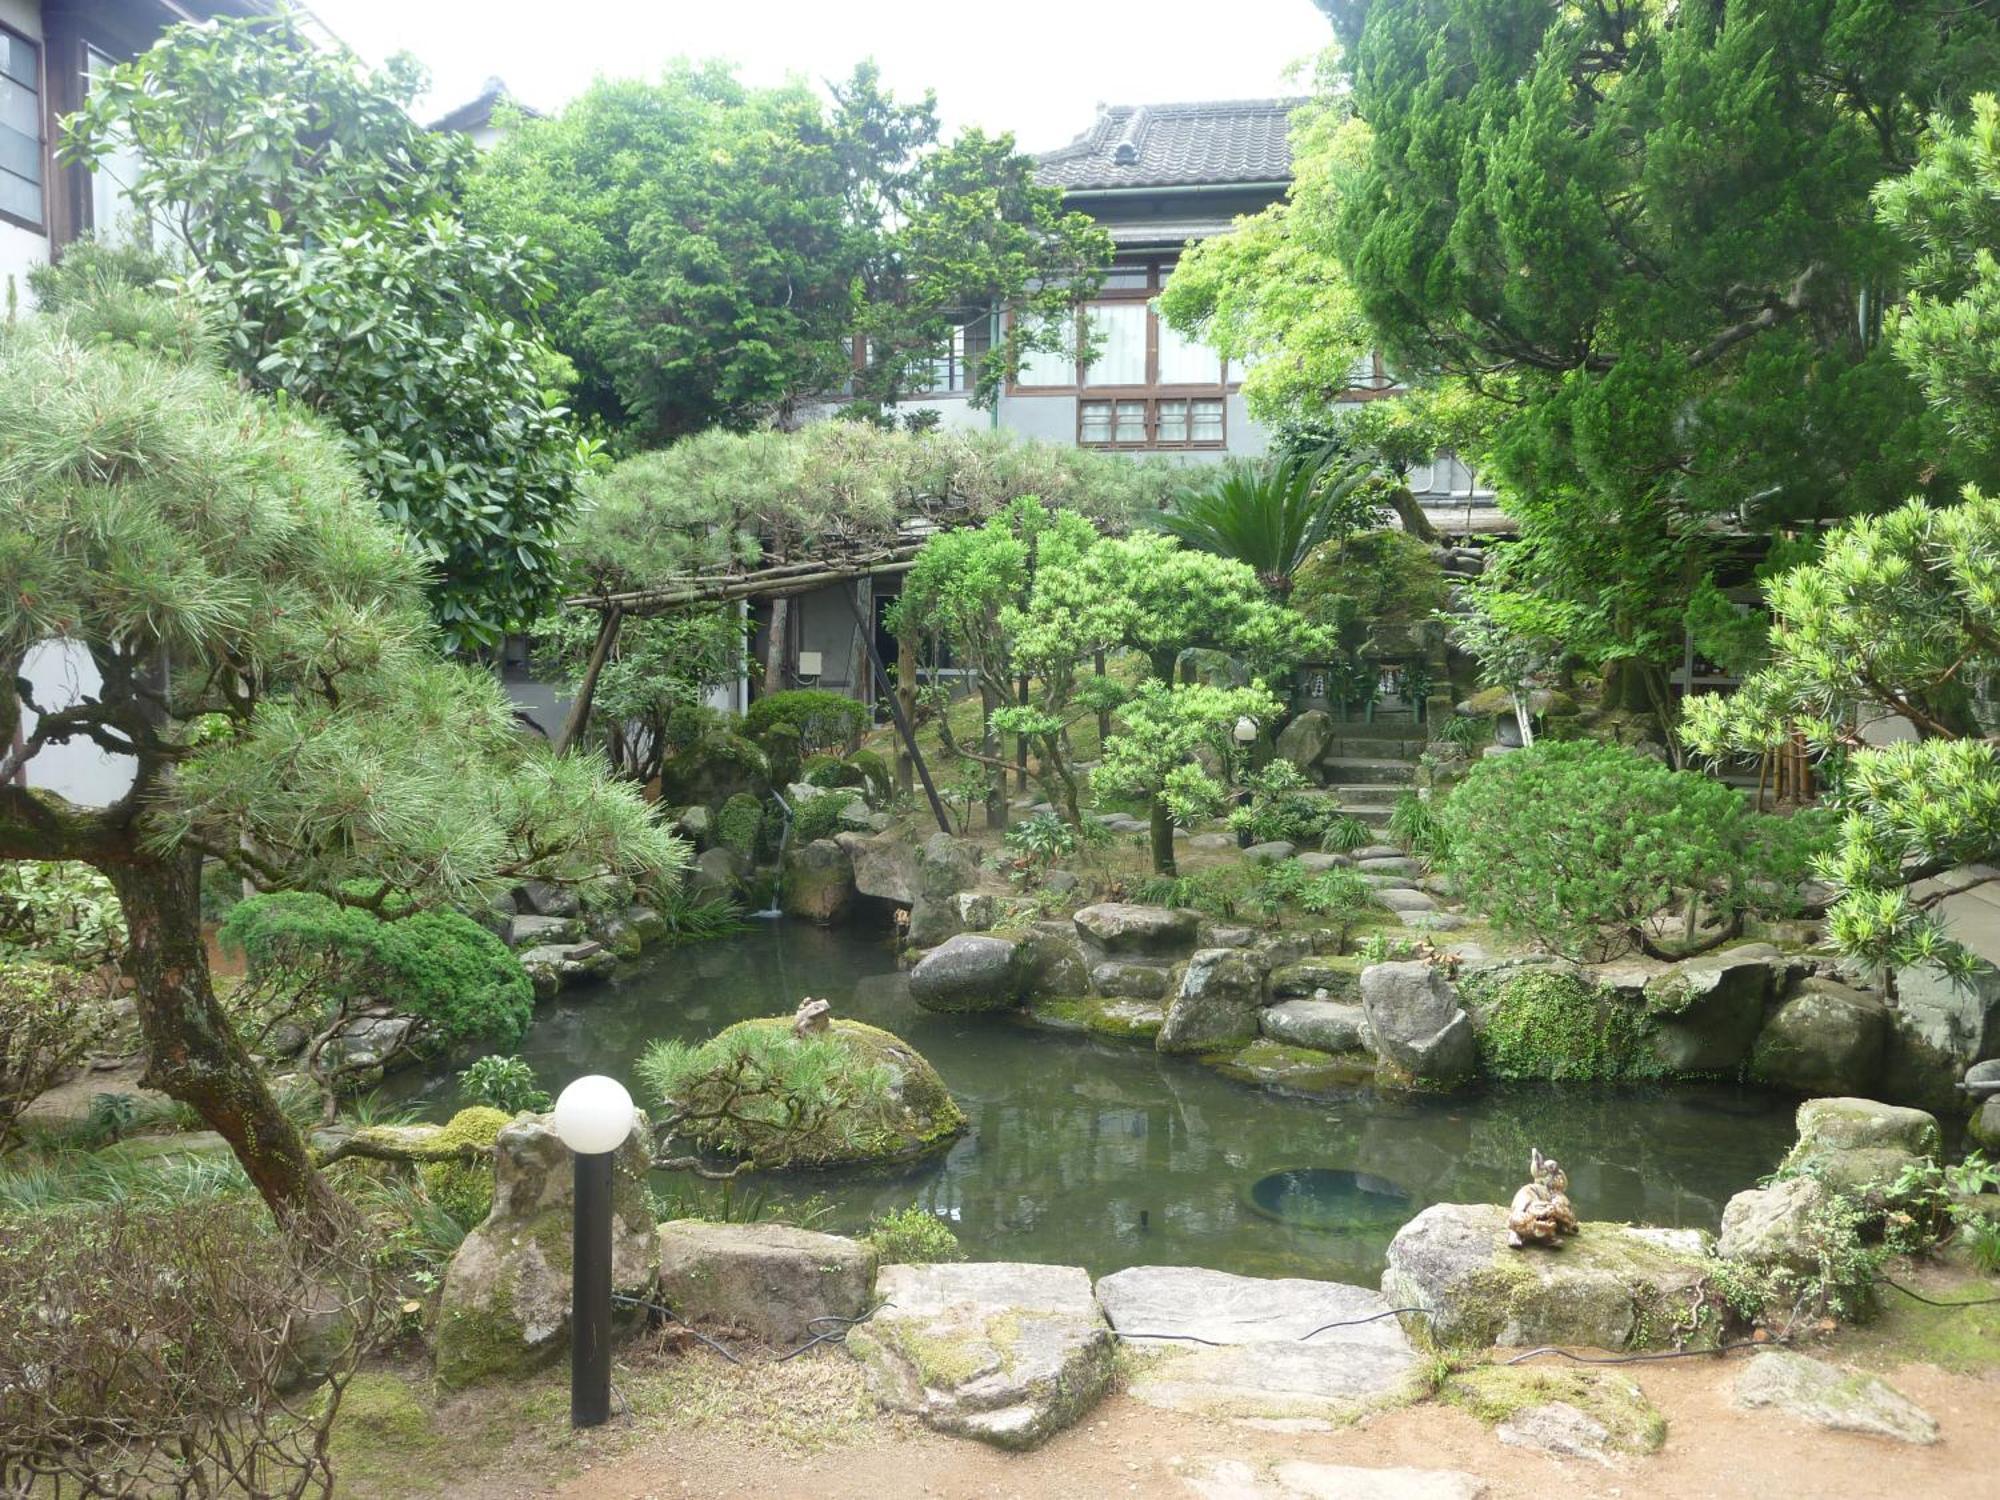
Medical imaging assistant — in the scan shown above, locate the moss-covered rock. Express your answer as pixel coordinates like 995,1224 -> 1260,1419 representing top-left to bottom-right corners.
433,1114 -> 657,1390
1779,1096 -> 1941,1202
1208,1038 -> 1375,1093
1444,1364 -> 1666,1457
1381,1202 -> 1720,1351
663,1017 -> 965,1169
659,732 -> 771,810
1024,995 -> 1166,1042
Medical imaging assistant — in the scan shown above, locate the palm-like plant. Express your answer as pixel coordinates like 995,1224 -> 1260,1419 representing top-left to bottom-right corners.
1154,453 -> 1377,598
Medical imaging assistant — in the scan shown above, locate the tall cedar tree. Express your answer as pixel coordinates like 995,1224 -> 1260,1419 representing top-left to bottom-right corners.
1318,0 -> 2000,714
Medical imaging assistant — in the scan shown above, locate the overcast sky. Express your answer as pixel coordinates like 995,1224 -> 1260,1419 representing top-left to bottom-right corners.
301,0 -> 1332,151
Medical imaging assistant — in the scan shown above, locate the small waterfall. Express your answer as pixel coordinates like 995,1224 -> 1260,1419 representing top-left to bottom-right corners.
750,788 -> 793,919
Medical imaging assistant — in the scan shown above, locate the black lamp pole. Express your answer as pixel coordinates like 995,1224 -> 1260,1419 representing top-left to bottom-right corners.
570,1147 -> 614,1428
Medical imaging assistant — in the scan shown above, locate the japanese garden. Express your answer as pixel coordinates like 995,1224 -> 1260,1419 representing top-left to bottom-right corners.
5,3 -> 2000,1496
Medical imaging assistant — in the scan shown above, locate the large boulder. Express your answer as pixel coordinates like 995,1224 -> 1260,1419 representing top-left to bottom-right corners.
505,912 -> 582,948
516,941 -> 614,1002
1156,948 -> 1266,1055
1274,709 -> 1335,776
686,845 -> 747,899
1270,955 -> 1364,1000
435,1115 -> 659,1389
1261,998 -> 1371,1055
838,831 -> 919,905
1733,1351 -> 1938,1444
1886,960 -> 2000,1109
848,1262 -> 1115,1449
909,934 -> 1028,1013
1380,1202 -> 1717,1351
1360,962 -> 1475,1088
669,1018 -> 965,1168
1716,1175 -> 1832,1271
1972,1095 -> 2000,1153
658,732 -> 770,809
1779,1096 -> 1941,1201
320,1014 -> 416,1074
1094,1266 -> 1418,1423
907,834 -> 984,947
1643,945 -> 1787,1073
655,1221 -> 877,1346
780,837 -> 855,924
1015,923 -> 1091,999
1752,978 -> 1888,1096
1090,961 -> 1173,1000
1073,903 -> 1198,958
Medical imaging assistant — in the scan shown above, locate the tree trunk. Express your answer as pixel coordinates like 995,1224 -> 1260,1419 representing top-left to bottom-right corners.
895,630 -> 918,798
105,850 -> 345,1242
849,577 -> 874,722
1149,797 -> 1177,876
1015,675 -> 1030,794
1093,650 -> 1111,746
764,595 -> 791,698
552,604 -> 622,758
1387,482 -> 1442,545
979,679 -> 1007,831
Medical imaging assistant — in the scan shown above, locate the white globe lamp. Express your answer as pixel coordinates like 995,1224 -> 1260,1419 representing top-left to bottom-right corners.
551,1074 -> 636,1156
550,1073 -> 635,1430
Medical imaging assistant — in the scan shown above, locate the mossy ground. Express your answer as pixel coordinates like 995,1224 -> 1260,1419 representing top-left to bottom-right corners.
1842,1256 -> 2000,1374
1441,1362 -> 1667,1453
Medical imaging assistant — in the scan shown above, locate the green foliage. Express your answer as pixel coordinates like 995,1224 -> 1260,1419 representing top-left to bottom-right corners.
220,892 -> 533,1055
637,1026 -> 895,1169
1465,968 -> 1663,1083
1154,453 -> 1380,597
416,1159 -> 494,1237
456,1054 -> 551,1115
65,18 -> 592,647
1387,791 -> 1451,867
1716,1185 -> 1886,1327
1682,487 -> 2000,976
1004,813 -> 1079,869
802,756 -> 865,790
1319,814 -> 1372,852
1432,716 -> 1486,753
1440,742 -> 1821,962
1249,861 -> 1379,936
1098,681 -> 1285,873
789,793 -> 851,845
1131,870 -> 1242,920
1292,528 -> 1451,631
465,61 -> 1110,441
716,794 -> 768,862
1875,93 -> 2000,476
1318,0 -> 1998,684
0,963 -> 111,1150
864,1205 -> 964,1265
745,691 -> 870,758
0,861 -> 126,967
1228,761 -> 1339,845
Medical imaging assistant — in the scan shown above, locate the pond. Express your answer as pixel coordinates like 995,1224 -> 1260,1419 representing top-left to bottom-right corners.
389,920 -> 1799,1284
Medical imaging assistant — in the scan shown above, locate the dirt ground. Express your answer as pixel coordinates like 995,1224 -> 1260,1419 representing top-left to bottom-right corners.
534,1352 -> 1994,1500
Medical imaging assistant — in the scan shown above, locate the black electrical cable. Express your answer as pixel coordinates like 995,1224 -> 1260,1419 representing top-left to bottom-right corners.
1502,1339 -> 1777,1367
1117,1306 -> 1436,1347
777,1300 -> 893,1361
611,1292 -> 745,1364
1881,1276 -> 2000,1308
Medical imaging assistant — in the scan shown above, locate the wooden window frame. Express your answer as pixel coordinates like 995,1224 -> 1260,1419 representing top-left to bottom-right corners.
0,21 -> 46,236
1007,254 -> 1241,402
1076,394 -> 1227,452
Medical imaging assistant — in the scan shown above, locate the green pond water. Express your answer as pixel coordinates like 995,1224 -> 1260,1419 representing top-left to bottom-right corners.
392,919 -> 1799,1284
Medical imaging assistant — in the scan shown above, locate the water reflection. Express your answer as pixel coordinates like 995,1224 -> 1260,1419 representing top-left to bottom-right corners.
387,920 -> 1797,1282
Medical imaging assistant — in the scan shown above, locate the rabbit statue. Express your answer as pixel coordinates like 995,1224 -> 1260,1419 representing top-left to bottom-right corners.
1506,1148 -> 1580,1248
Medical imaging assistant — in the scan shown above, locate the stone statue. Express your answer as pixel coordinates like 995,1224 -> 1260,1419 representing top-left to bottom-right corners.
1506,1148 -> 1580,1248
792,997 -> 833,1037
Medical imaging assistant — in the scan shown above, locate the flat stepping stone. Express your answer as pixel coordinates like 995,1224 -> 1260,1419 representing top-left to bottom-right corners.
1242,841 -> 1297,864
1398,911 -> 1465,931
1352,844 -> 1403,861
1186,1459 -> 1487,1499
1295,851 -> 1352,871
1261,998 -> 1370,1053
1096,1266 -> 1416,1424
847,1262 -> 1113,1450
1373,888 -> 1436,913
1188,831 -> 1237,850
1733,1350 -> 1939,1444
1356,855 -> 1421,876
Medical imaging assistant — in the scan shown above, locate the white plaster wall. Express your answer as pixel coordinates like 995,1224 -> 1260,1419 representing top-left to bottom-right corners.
17,639 -> 137,808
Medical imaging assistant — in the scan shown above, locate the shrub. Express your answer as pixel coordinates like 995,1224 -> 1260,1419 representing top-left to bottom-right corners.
1228,761 -> 1337,845
418,1158 -> 495,1230
1387,790 -> 1452,866
865,1205 -> 964,1264
0,860 -> 126,967
847,748 -> 891,803
802,755 -> 865,789
457,1054 -> 551,1114
1464,968 -> 1664,1082
1293,528 -> 1451,629
1439,742 -> 1804,962
0,1197 -> 390,1494
1005,812 -> 1079,868
715,792 -> 769,861
0,963 -> 111,1150
789,792 -> 851,844
743,690 -> 869,757
220,893 -> 533,1090
637,1023 -> 901,1169
1320,814 -> 1372,852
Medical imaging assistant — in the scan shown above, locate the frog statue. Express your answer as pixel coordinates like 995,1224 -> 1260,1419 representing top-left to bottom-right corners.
1506,1148 -> 1580,1248
791,997 -> 833,1037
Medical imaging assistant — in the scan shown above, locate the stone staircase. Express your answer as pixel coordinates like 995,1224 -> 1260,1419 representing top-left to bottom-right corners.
1317,723 -> 1425,828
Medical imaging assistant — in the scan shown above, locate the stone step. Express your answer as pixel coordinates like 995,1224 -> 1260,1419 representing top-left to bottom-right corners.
1334,805 -> 1393,828
1331,783 -> 1404,807
1327,737 -> 1428,761
1319,756 -> 1418,784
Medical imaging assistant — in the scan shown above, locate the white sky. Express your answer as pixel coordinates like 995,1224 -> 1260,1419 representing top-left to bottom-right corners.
301,0 -> 1333,151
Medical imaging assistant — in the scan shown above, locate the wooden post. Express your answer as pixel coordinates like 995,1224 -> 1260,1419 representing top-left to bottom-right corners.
896,630 -> 918,799
764,594 -> 791,698
850,577 -> 874,713
553,604 -> 623,758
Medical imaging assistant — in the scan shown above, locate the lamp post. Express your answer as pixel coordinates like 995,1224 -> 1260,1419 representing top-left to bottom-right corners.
550,1074 -> 636,1430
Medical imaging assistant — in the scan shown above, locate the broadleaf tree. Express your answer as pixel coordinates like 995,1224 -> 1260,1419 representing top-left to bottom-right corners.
0,285 -> 678,1236
464,60 -> 1112,443
63,17 -> 592,649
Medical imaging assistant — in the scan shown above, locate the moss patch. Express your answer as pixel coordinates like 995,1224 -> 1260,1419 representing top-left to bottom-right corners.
1443,1363 -> 1666,1454
1023,995 -> 1164,1043
1460,968 -> 1664,1082
1208,1039 -> 1376,1093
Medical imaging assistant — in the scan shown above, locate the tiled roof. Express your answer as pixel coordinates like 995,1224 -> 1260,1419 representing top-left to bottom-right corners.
1034,99 -> 1303,192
